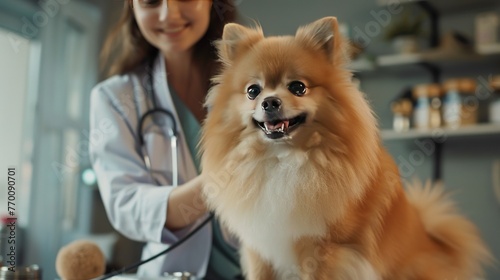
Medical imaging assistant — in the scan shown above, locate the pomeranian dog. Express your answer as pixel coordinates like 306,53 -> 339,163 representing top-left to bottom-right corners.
200,17 -> 492,280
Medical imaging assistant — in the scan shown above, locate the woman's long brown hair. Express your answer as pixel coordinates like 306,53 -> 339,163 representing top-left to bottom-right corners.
100,0 -> 238,87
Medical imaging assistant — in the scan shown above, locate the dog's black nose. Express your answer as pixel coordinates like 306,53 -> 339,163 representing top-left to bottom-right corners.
261,97 -> 282,113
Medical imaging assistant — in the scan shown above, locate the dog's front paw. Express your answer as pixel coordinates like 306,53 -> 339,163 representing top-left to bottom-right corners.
240,245 -> 276,280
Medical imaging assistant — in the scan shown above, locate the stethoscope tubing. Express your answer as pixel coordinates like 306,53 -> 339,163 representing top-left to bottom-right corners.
138,107 -> 178,187
98,212 -> 215,280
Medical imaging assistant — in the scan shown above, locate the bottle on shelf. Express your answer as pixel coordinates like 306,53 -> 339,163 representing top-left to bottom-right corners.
391,98 -> 413,132
490,75 -> 500,123
412,83 -> 442,130
442,78 -> 478,128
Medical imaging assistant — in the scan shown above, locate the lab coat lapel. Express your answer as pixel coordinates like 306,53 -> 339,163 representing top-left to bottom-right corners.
150,54 -> 199,181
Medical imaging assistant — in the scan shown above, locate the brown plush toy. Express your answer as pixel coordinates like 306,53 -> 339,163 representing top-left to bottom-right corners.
55,240 -> 106,280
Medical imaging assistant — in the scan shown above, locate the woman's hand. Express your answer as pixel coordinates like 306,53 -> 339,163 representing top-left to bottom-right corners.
165,174 -> 208,230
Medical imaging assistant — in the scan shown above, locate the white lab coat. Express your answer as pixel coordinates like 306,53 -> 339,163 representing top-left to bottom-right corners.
89,54 -> 212,277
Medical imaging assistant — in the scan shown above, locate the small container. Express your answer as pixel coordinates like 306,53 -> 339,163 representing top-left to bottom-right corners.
164,272 -> 197,280
475,12 -> 499,47
0,265 -> 41,280
412,83 -> 442,129
391,98 -> 412,132
442,78 -> 478,128
489,75 -> 500,123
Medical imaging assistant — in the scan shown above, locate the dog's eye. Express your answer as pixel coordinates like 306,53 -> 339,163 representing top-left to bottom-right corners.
246,84 -> 261,100
288,81 -> 307,96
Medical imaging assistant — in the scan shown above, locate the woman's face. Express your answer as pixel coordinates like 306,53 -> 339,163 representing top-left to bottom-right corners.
132,0 -> 212,56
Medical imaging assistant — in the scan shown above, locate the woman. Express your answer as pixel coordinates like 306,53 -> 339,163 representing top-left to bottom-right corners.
89,0 -> 240,278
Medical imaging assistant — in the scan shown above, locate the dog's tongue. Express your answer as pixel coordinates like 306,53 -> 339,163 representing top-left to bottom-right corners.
265,120 -> 289,131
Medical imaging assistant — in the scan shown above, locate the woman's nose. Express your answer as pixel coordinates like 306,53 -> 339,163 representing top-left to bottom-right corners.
158,0 -> 181,22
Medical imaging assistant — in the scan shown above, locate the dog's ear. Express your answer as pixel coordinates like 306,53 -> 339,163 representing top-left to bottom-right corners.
295,17 -> 350,66
217,23 -> 264,65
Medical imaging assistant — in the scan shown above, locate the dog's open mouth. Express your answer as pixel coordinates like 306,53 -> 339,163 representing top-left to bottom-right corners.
253,113 -> 307,139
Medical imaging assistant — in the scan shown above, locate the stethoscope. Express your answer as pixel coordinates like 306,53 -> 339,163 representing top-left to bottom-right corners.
99,58 -> 215,279
137,58 -> 179,187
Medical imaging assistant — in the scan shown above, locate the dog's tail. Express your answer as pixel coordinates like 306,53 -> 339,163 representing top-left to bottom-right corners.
405,179 -> 494,278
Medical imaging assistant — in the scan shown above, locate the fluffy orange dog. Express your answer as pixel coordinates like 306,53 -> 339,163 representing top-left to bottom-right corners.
200,17 -> 492,279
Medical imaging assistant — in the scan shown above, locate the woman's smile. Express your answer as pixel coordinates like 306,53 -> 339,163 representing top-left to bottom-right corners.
158,24 -> 190,38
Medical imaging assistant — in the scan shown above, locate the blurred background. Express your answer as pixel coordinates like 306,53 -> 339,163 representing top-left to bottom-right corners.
1,0 -> 499,278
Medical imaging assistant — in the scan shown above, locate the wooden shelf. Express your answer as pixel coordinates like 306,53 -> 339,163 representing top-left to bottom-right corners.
352,47 -> 500,73
381,123 -> 500,140
349,57 -> 376,72
376,51 -> 484,67
376,53 -> 423,66
376,0 -> 498,12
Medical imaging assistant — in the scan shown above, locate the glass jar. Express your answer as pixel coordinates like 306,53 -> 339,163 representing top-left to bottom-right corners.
442,78 -> 478,128
489,75 -> 500,123
412,83 -> 442,130
391,98 -> 412,132
0,265 -> 41,280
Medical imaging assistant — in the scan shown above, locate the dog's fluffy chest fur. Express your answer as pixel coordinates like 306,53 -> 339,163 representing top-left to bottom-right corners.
227,149 -> 327,275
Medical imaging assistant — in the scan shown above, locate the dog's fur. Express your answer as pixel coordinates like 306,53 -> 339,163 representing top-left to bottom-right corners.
200,17 -> 492,280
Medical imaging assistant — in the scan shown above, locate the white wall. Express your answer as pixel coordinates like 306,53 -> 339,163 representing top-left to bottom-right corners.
0,27 -> 31,221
